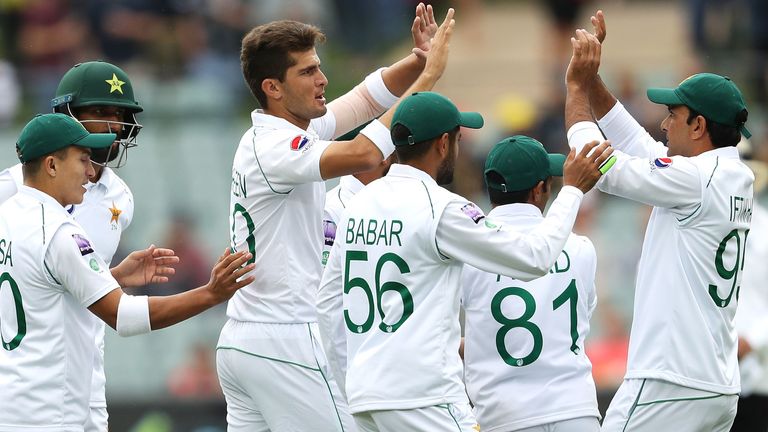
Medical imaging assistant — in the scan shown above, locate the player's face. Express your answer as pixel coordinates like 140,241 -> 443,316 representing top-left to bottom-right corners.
55,146 -> 96,206
661,105 -> 694,157
75,106 -> 125,163
436,130 -> 460,185
281,49 -> 328,126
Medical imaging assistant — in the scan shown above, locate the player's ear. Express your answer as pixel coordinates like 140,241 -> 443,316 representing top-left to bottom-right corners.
691,114 -> 707,140
44,155 -> 57,178
262,78 -> 282,101
436,132 -> 450,157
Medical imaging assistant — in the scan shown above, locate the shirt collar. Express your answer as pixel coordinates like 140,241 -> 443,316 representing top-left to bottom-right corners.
251,109 -> 309,133
386,164 -> 437,186
87,166 -> 113,191
341,175 -> 365,194
18,185 -> 69,212
487,203 -> 543,226
696,146 -> 740,160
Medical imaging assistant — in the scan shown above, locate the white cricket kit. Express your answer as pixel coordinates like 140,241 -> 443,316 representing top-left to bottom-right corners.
0,164 -> 133,431
319,175 -> 365,397
568,102 -> 754,396
319,164 -> 585,415
0,186 -> 118,431
734,203 -> 768,396
461,204 -> 599,432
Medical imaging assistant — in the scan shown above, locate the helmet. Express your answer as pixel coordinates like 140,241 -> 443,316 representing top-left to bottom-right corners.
51,61 -> 144,168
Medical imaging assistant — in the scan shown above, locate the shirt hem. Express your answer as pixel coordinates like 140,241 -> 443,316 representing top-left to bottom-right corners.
625,370 -> 740,394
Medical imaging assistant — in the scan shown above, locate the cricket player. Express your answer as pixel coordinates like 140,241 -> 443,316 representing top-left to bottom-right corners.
319,123 -> 396,396
218,5 -> 456,431
0,60 -> 142,431
461,135 -> 600,432
319,91 -> 613,431
0,113 -> 254,431
565,13 -> 753,431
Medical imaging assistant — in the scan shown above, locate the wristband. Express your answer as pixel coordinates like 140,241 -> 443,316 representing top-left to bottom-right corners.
116,294 -> 151,337
360,119 -> 395,158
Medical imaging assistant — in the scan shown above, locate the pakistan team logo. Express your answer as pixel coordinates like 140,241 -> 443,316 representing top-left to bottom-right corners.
89,258 -> 100,271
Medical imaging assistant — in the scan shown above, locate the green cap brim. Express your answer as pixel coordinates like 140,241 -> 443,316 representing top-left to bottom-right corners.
75,132 -> 117,150
646,88 -> 683,106
458,112 -> 484,129
548,153 -> 566,176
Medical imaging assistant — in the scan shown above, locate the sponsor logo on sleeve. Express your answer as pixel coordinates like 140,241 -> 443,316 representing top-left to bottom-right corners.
460,203 -> 485,224
72,234 -> 94,256
653,157 -> 673,169
290,135 -> 311,151
323,219 -> 337,246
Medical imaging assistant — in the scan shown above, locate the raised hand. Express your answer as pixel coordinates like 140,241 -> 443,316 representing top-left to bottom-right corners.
112,245 -> 180,288
591,10 -> 606,44
422,8 -> 455,80
563,140 -> 614,193
205,248 -> 255,303
565,28 -> 602,88
411,2 -> 438,60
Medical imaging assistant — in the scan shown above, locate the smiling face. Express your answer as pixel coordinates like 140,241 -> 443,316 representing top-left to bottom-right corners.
272,48 -> 328,128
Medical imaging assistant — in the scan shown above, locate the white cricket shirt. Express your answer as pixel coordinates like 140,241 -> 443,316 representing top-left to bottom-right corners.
319,164 -> 585,413
568,102 -> 754,394
0,186 -> 118,431
0,164 -> 133,408
226,110 -> 337,324
318,175 -> 365,395
461,203 -> 599,432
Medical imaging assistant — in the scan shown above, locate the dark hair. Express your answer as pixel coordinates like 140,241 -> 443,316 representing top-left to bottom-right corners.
486,172 -> 550,206
21,147 -> 69,179
393,125 -> 459,162
686,108 -> 745,148
240,21 -> 325,108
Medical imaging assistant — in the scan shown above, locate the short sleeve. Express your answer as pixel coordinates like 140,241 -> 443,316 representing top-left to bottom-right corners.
0,166 -> 20,204
256,130 -> 333,190
45,223 -> 120,307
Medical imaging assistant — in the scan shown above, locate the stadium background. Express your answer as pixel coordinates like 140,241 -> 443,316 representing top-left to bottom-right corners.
0,0 -> 766,430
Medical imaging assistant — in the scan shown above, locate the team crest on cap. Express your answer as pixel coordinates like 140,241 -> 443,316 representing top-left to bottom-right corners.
653,157 -> 673,169
72,234 -> 94,256
290,135 -> 310,151
460,203 -> 485,224
105,73 -> 125,94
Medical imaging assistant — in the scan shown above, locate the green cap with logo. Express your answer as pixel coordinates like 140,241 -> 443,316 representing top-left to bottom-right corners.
16,113 -> 117,163
391,91 -> 484,146
646,73 -> 750,138
51,61 -> 143,113
484,135 -> 565,193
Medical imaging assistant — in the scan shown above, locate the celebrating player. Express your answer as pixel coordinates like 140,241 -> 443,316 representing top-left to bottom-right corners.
461,136 -> 601,432
0,60 -> 144,432
565,11 -> 753,431
319,91 -> 612,431
0,113 -> 254,431
218,4 -> 456,431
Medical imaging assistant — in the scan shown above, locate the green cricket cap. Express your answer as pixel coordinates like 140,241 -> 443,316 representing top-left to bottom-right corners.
484,135 -> 565,193
16,113 -> 117,163
391,92 -> 483,146
51,61 -> 143,112
647,73 -> 750,138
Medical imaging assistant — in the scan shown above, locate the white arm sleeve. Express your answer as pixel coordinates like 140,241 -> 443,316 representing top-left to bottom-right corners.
317,237 -> 348,395
597,101 -> 669,159
567,121 -> 702,211
116,294 -> 151,337
436,187 -> 584,281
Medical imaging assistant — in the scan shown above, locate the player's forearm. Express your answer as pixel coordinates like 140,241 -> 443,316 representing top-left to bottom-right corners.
589,75 -> 618,120
565,82 -> 595,131
381,53 -> 425,97
147,286 -> 219,330
378,68 -> 441,129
